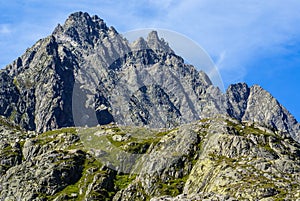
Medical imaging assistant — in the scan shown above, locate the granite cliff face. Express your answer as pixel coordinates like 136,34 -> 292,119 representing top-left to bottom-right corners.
0,11 -> 300,200
0,11 -> 298,141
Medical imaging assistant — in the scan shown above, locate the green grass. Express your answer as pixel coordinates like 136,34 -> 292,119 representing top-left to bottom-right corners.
155,128 -> 178,137
8,108 -> 17,123
225,119 -> 275,137
13,77 -> 20,91
199,118 -> 210,123
208,153 -> 237,167
0,115 -> 24,132
114,174 -> 136,190
51,156 -> 104,200
35,127 -> 78,148
41,127 -> 77,137
156,175 -> 189,197
104,126 -> 168,154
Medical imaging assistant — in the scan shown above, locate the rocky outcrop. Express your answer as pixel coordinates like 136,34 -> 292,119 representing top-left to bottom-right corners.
1,115 -> 299,200
183,118 -> 300,200
227,83 -> 300,141
112,116 -> 300,200
0,122 -> 117,200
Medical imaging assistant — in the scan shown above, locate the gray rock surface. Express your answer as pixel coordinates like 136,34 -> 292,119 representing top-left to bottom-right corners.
113,116 -> 300,200
0,114 -> 300,200
0,11 -> 298,142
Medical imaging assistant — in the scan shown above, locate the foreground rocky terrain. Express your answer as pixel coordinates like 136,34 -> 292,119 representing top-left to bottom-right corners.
0,115 -> 299,200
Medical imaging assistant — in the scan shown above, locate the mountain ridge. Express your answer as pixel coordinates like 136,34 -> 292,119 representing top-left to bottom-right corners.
0,11 -> 299,142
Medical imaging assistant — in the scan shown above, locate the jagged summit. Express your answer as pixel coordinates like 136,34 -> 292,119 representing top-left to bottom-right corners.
129,31 -> 174,54
53,11 -> 111,47
131,37 -> 149,50
58,11 -> 108,33
0,11 -> 299,142
146,30 -> 174,53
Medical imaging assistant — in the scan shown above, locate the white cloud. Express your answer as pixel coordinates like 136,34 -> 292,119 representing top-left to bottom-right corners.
148,0 -> 178,10
215,51 -> 226,69
0,24 -> 12,34
146,0 -> 300,85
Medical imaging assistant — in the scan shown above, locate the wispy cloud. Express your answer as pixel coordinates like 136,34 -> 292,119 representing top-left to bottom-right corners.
151,0 -> 300,84
2,1 -> 300,74
0,24 -> 12,34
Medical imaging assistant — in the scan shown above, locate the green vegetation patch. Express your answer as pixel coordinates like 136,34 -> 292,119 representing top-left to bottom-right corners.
0,115 -> 23,132
35,127 -> 81,150
114,174 -> 136,190
41,127 -> 77,137
51,155 -> 105,200
156,175 -> 189,197
225,119 -> 275,137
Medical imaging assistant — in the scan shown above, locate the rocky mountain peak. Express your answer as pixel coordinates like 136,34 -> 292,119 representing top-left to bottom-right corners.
64,11 -> 107,30
131,37 -> 149,51
53,11 -> 109,46
0,11 -> 299,142
146,31 -> 174,53
226,82 -> 250,119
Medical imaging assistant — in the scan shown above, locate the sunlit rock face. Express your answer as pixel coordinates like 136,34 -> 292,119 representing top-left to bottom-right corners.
1,115 -> 300,200
0,12 -> 298,141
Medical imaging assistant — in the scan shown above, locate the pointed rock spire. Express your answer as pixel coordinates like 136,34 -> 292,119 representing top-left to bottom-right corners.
147,31 -> 174,53
131,37 -> 149,51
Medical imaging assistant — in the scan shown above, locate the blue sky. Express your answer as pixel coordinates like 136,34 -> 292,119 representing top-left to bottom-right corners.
1,0 -> 300,121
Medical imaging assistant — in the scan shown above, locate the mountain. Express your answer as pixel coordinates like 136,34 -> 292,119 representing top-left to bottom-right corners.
0,11 -> 299,141
0,11 -> 300,200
